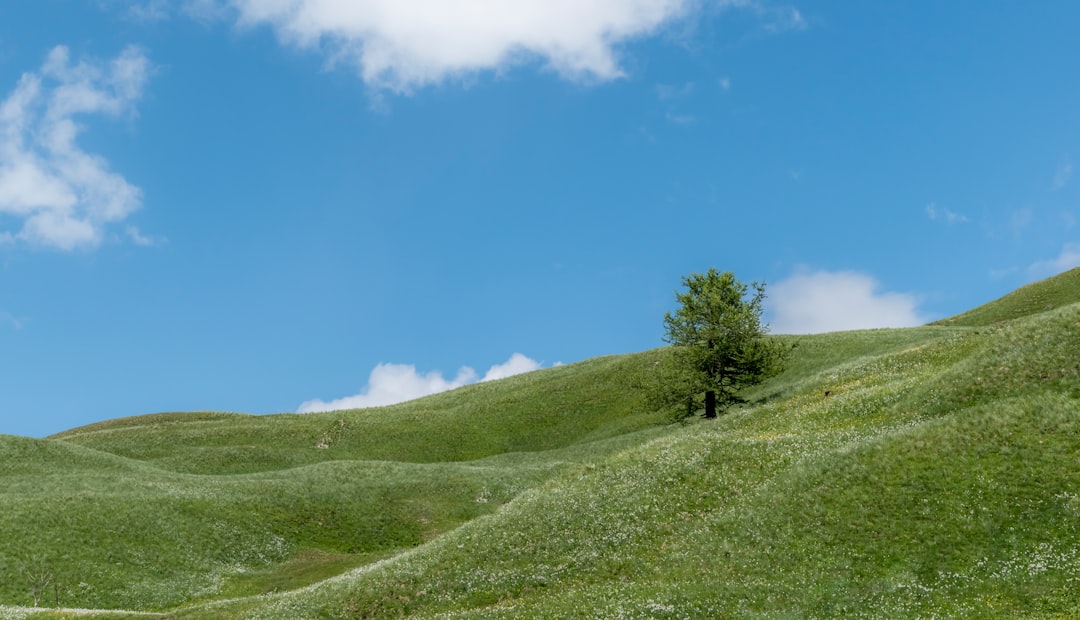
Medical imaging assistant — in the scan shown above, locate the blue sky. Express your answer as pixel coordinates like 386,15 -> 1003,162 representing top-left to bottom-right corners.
1,1 -> 1078,437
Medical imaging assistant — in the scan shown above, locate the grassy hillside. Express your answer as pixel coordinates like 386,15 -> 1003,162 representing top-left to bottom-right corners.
933,266 -> 1080,327
52,354 -> 669,474
1,355 -> 673,612
2,270 -> 1078,619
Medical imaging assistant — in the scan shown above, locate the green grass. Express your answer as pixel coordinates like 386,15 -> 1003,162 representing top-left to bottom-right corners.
1,355 -> 673,612
2,269 -> 1079,619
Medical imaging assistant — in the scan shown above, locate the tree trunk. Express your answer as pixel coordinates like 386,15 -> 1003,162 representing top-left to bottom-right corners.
704,390 -> 716,419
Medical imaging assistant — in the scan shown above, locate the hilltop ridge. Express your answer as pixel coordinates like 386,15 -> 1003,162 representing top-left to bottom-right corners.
933,266 -> 1080,326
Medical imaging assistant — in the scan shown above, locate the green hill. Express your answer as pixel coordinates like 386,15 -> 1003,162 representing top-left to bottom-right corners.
933,266 -> 1080,327
2,270 -> 1078,619
52,354 -> 669,474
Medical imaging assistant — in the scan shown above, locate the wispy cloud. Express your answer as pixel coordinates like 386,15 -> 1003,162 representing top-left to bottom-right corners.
1052,156 -> 1072,191
98,0 -> 225,22
124,225 -> 160,246
656,80 -> 702,125
1027,243 -> 1080,279
0,311 -> 25,330
925,202 -> 969,224
664,112 -> 696,125
768,269 -> 928,334
125,0 -> 172,22
1010,206 -> 1034,236
0,46 -> 151,251
1061,210 -> 1077,230
297,353 -> 544,413
655,81 -> 695,101
762,6 -> 807,33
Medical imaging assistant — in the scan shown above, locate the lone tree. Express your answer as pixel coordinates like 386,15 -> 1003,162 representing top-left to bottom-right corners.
662,268 -> 788,418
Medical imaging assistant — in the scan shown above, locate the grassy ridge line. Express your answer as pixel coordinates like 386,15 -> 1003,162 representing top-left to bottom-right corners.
0,434 -> 161,477
162,305 -> 1077,619
933,266 -> 1080,327
53,354 -> 671,475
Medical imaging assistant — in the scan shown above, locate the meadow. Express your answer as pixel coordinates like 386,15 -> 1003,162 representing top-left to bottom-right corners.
1,268 -> 1077,618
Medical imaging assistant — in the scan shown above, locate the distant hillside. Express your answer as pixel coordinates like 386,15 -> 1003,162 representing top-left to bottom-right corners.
52,353 -> 670,474
933,266 -> 1080,326
1,270 -> 1078,619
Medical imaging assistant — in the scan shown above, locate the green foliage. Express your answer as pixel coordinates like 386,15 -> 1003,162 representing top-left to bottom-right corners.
662,268 -> 790,417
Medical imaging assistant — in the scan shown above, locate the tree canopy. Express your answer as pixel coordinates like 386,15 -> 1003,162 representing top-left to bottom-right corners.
662,268 -> 789,418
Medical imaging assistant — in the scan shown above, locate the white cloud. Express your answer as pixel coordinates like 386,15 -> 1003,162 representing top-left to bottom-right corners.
768,269 -> 928,334
199,0 -> 756,92
297,363 -> 477,412
925,202 -> 968,224
109,1 -> 796,93
481,352 -> 542,382
0,46 -> 150,250
1027,243 -> 1080,279
297,352 -> 544,413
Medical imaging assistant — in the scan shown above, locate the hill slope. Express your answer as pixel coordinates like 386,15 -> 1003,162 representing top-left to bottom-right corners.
1,355 -> 675,611
933,266 -> 1080,327
1,270 -> 1078,619
52,354 -> 670,474
193,305 -> 1078,620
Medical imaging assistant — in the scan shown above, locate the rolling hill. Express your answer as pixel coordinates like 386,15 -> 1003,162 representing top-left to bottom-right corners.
1,268 -> 1078,619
